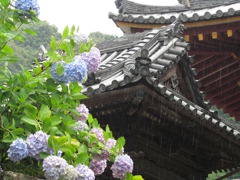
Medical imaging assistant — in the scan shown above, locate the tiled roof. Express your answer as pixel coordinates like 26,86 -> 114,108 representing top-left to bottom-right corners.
110,0 -> 240,24
82,17 -> 240,139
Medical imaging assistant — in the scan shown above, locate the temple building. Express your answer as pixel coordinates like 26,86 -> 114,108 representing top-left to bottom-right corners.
80,0 -> 240,179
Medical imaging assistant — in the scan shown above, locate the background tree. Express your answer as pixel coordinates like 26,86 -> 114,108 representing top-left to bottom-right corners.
6,21 -> 61,72
89,31 -> 118,44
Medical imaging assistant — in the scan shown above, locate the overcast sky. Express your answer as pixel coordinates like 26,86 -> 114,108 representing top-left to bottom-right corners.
38,0 -> 179,36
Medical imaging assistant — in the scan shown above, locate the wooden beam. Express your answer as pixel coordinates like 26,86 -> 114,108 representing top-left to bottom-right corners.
199,62 -> 240,85
210,87 -> 240,104
193,55 -> 232,72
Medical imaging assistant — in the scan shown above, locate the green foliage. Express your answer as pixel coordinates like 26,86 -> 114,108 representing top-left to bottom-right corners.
207,171 -> 227,180
89,31 -> 118,44
3,21 -> 61,72
0,2 -> 142,179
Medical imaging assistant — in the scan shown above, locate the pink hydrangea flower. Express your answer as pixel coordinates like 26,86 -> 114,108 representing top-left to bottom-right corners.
89,128 -> 105,143
90,159 -> 107,175
77,47 -> 101,73
76,104 -> 89,122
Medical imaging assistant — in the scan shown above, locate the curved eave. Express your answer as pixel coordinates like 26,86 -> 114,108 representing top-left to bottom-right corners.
114,15 -> 240,30
109,2 -> 240,32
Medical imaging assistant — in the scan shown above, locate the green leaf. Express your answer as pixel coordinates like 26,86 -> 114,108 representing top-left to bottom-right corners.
21,116 -> 39,129
116,136 -> 125,152
87,114 -> 93,126
48,135 -> 58,153
56,62 -> 64,76
38,104 -> 51,121
62,26 -> 69,39
50,36 -> 56,51
23,29 -> 37,36
13,128 -> 24,135
2,116 -> 9,128
0,55 -> 19,62
78,144 -> 88,154
51,116 -> 62,126
24,104 -> 37,120
70,25 -> 75,35
126,173 -> 133,180
55,136 -> 68,146
132,175 -> 144,180
2,45 -> 14,55
42,118 -> 52,132
79,42 -> 86,53
75,153 -> 89,165
1,132 -> 14,143
39,152 -> 50,159
1,0 -> 10,8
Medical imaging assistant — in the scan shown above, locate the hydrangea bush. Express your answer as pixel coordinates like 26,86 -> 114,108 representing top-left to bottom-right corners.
0,0 -> 143,179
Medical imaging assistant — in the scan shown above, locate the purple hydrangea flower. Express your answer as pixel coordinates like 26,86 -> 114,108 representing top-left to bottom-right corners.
65,61 -> 87,83
76,104 -> 89,122
94,138 -> 124,161
50,62 -> 68,83
74,33 -> 89,45
43,155 -> 68,180
78,47 -> 101,73
90,159 -> 107,175
62,165 -> 81,180
7,138 -> 28,162
72,121 -> 89,132
14,0 -> 40,16
89,128 -> 105,143
26,131 -> 53,160
111,154 -> 133,179
76,164 -> 95,180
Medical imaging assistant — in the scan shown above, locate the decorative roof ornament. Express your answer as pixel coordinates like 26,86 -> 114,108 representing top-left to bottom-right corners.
130,49 -> 152,77
178,0 -> 190,7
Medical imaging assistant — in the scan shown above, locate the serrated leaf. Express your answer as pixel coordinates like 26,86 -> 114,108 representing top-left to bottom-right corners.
2,132 -> 14,143
24,104 -> 37,119
13,128 -> 24,135
75,153 -> 89,165
21,116 -> 39,129
2,116 -> 9,128
79,42 -> 86,53
50,36 -> 56,51
3,45 -> 14,55
62,26 -> 69,39
116,136 -> 125,152
1,0 -> 10,8
70,25 -> 75,35
23,29 -> 37,36
38,104 -> 51,121
56,62 -> 65,76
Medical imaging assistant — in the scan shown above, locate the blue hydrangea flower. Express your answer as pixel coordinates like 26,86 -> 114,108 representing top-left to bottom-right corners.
14,0 -> 40,17
90,159 -> 107,175
43,155 -> 68,180
111,154 -> 133,179
77,47 -> 101,73
65,61 -> 87,83
7,138 -> 28,162
74,33 -> 89,45
50,62 -> 68,83
76,164 -> 95,180
62,165 -> 81,180
26,131 -> 53,160
72,121 -> 89,132
76,104 -> 89,122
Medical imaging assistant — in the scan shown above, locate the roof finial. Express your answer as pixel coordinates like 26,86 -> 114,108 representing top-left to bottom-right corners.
178,0 -> 190,7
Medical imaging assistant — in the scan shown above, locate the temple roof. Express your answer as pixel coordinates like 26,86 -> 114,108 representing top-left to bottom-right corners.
110,0 -> 240,25
82,17 -> 240,133
81,18 -> 240,179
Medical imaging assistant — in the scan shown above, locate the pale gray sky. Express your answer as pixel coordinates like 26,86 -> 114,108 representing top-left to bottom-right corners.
38,0 -> 179,36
